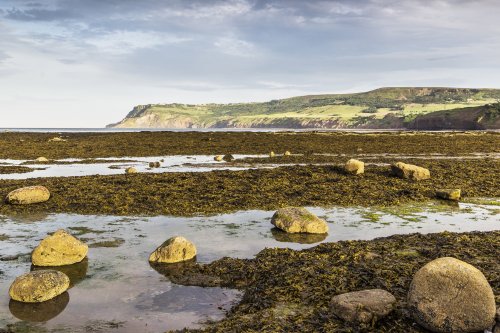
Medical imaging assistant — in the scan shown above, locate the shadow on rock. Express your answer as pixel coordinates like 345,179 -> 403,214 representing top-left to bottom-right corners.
271,228 -> 327,244
31,257 -> 88,288
9,292 -> 69,322
149,259 -> 223,287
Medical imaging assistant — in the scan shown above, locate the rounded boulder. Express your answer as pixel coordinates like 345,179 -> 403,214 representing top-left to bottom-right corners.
271,207 -> 328,234
408,257 -> 496,332
5,186 -> 50,205
9,270 -> 70,303
32,229 -> 88,266
149,236 -> 197,264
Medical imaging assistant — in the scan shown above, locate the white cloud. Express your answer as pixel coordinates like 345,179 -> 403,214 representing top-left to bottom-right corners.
214,35 -> 258,57
85,30 -> 191,55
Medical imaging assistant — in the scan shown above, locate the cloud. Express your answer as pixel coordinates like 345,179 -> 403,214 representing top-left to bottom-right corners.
85,30 -> 191,55
5,7 -> 79,21
214,35 -> 258,57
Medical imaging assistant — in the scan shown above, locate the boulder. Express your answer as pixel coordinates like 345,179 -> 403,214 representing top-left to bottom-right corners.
408,257 -> 496,332
222,154 -> 234,162
48,137 -> 66,142
214,155 -> 223,162
331,289 -> 396,324
269,151 -> 275,158
5,186 -> 50,205
125,167 -> 137,174
149,162 -> 155,168
9,270 -> 70,303
495,308 -> 500,333
32,229 -> 88,266
436,189 -> 461,201
35,157 -> 49,163
391,162 -> 430,181
345,159 -> 364,175
271,207 -> 328,234
284,151 -> 291,156
149,236 -> 197,263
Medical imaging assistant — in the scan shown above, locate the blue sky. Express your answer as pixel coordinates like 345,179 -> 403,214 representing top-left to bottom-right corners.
1,0 -> 500,127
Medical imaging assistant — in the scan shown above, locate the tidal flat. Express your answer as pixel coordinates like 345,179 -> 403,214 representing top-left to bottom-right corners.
0,131 -> 498,333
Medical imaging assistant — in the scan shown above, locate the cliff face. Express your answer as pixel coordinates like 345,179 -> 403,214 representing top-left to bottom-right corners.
107,88 -> 500,130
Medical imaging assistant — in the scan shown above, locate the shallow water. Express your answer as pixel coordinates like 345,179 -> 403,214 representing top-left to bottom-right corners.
0,201 -> 498,332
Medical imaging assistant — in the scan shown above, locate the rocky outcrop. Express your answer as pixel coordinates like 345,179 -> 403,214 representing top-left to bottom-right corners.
149,236 -> 197,263
32,229 -> 88,266
5,186 -> 50,205
436,189 -> 461,201
271,207 -> 328,234
408,257 -> 496,332
9,270 -> 70,303
344,159 -> 364,175
331,289 -> 396,325
391,162 -> 430,181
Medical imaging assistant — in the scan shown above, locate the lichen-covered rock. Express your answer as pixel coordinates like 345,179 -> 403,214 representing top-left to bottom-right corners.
214,155 -> 223,162
32,229 -> 88,266
149,236 -> 197,263
9,270 -> 70,303
125,167 -> 137,174
5,186 -> 50,205
345,159 -> 364,175
408,257 -> 496,332
283,151 -> 291,156
331,289 -> 396,324
391,162 -> 430,180
35,157 -> 49,163
222,154 -> 234,162
271,207 -> 328,234
436,189 -> 461,201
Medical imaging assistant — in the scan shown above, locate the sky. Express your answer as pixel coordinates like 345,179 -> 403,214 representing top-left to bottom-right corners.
1,0 -> 500,127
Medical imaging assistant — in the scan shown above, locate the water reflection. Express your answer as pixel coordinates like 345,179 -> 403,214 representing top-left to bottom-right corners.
270,228 -> 327,244
31,258 -> 88,288
149,261 -> 222,287
9,292 -> 69,322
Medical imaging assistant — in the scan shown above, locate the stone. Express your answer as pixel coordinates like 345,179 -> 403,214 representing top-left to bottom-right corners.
149,162 -> 155,168
214,155 -> 223,162
5,186 -> 50,205
222,154 -> 234,162
408,257 -> 496,332
391,162 -> 430,181
436,189 -> 461,201
331,289 -> 396,324
149,236 -> 197,263
48,137 -> 66,142
9,270 -> 70,303
271,207 -> 328,234
269,151 -> 275,157
284,151 -> 291,156
35,157 -> 49,163
125,167 -> 137,174
32,229 -> 88,266
345,159 -> 364,175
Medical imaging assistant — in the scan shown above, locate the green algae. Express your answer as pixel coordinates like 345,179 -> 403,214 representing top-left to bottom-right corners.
171,231 -> 499,333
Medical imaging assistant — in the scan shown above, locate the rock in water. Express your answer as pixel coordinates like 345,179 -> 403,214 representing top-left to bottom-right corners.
214,155 -> 223,162
125,167 -> 137,174
436,189 -> 461,201
149,236 -> 197,263
32,229 -> 88,266
271,207 -> 328,234
331,289 -> 396,324
408,257 -> 496,332
222,154 -> 234,162
5,186 -> 50,205
345,159 -> 364,175
269,151 -> 275,157
9,270 -> 70,303
35,157 -> 49,163
391,162 -> 430,181
284,151 -> 291,156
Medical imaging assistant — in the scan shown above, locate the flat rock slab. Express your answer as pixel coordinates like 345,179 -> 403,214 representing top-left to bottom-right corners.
408,257 -> 496,332
271,207 -> 328,234
9,270 -> 70,303
436,188 -> 461,201
331,289 -> 396,324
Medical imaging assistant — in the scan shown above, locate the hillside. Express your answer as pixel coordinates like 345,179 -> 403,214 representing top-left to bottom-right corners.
107,87 -> 500,129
